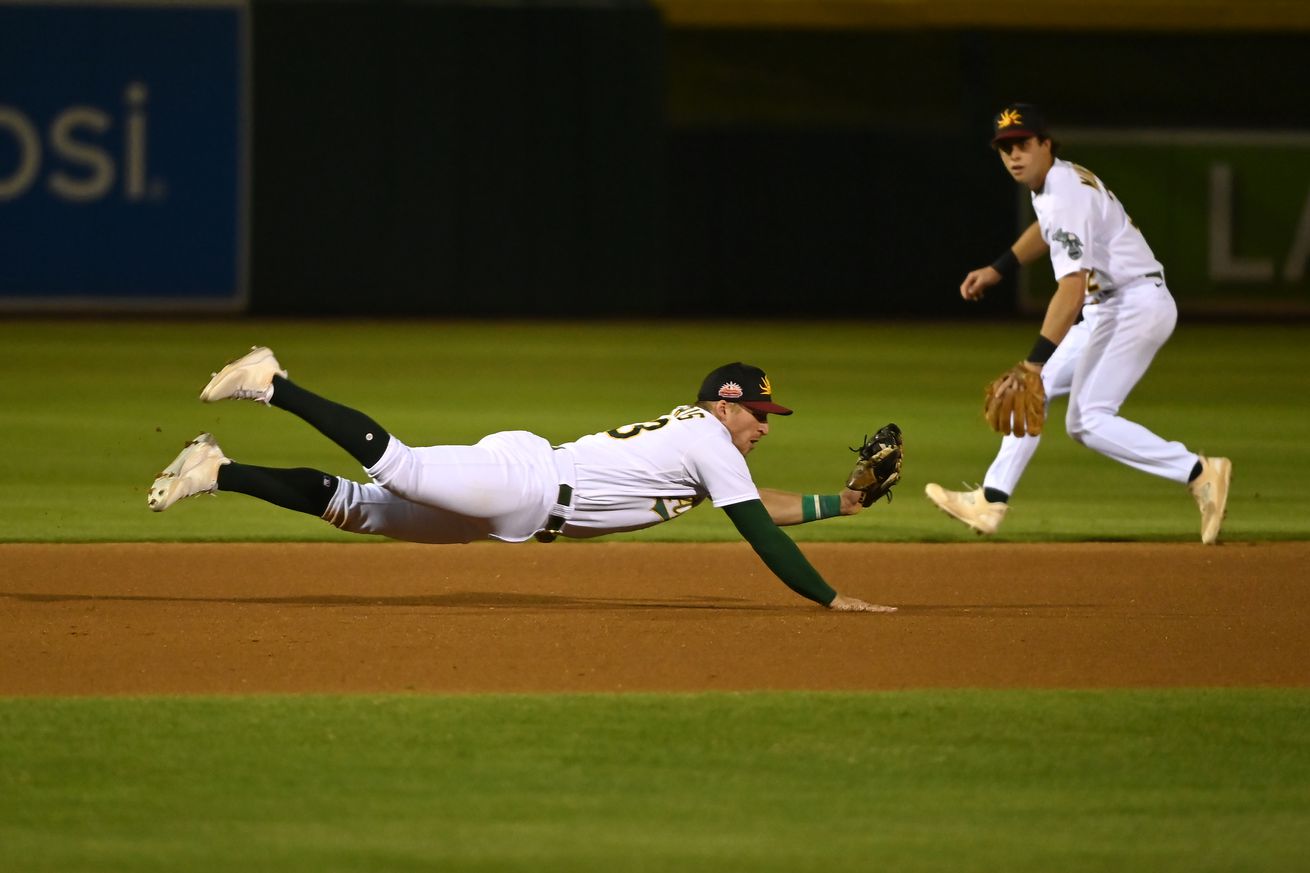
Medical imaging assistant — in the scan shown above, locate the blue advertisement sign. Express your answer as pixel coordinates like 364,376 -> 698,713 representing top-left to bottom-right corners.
0,0 -> 248,310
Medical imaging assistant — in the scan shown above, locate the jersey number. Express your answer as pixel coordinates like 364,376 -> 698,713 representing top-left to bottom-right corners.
607,407 -> 706,439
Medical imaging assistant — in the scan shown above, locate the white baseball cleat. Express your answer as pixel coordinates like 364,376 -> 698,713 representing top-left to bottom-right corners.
924,483 -> 1008,535
1189,455 -> 1232,545
199,346 -> 286,404
147,433 -> 230,511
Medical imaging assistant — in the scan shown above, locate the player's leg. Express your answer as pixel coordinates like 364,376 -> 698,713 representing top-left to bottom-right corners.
981,309 -> 1092,496
364,431 -> 558,542
218,463 -> 341,517
199,346 -> 390,468
147,432 -> 334,517
1065,282 -> 1196,482
1067,283 -> 1230,542
269,376 -> 390,467
196,347 -> 558,541
145,433 -> 493,542
925,310 -> 1094,534
325,479 -> 493,543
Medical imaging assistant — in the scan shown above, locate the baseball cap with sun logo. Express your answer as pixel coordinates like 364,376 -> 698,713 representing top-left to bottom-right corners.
697,362 -> 794,415
991,103 -> 1049,146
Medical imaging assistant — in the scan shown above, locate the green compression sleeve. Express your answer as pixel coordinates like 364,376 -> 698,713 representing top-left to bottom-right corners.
722,499 -> 837,606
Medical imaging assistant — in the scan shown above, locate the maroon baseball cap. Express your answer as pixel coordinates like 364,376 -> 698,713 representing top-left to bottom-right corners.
698,362 -> 793,415
991,103 -> 1048,146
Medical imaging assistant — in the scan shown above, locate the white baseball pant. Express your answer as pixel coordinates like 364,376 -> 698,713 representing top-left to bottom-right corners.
985,279 -> 1198,496
322,430 -> 560,543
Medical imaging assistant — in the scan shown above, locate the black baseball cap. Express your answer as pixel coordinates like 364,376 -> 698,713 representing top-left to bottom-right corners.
991,103 -> 1048,146
698,362 -> 793,415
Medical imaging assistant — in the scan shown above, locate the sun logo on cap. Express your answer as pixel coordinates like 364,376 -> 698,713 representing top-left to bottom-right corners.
718,381 -> 744,400
997,108 -> 1023,129
759,375 -> 773,397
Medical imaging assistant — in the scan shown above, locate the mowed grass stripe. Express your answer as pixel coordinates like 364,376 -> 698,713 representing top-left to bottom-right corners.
3,319 -> 1308,542
3,690 -> 1309,872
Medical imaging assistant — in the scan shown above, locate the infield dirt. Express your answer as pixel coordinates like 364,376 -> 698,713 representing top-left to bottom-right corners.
2,542 -> 1307,696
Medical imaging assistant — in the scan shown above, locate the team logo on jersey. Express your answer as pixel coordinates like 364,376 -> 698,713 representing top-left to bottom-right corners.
996,108 -> 1023,129
717,381 -> 744,400
759,375 -> 773,397
1052,229 -> 1084,260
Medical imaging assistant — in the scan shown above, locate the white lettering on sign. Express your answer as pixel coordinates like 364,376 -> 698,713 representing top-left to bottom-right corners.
0,108 -> 40,199
1209,161 -> 1310,284
1208,163 -> 1274,282
1283,188 -> 1310,283
48,107 -> 114,201
0,82 -> 161,204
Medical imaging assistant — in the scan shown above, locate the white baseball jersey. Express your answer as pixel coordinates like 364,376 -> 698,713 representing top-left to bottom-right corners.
1032,158 -> 1163,297
559,404 -> 760,537
327,404 -> 761,544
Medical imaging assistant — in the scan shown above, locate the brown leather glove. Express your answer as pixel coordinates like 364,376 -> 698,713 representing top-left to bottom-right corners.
984,363 -> 1046,437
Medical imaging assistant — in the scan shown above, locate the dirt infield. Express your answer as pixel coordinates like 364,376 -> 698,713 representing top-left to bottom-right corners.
2,542 -> 1307,696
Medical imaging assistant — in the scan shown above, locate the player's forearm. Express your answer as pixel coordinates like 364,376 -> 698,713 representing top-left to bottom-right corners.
757,488 -> 805,525
969,223 -> 1050,300
1012,221 -> 1049,265
722,500 -> 837,606
758,488 -> 863,525
1038,272 -> 1088,346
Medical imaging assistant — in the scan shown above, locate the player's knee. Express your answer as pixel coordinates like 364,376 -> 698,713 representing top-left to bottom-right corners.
1066,406 -> 1093,444
1066,407 -> 1113,446
365,441 -> 417,495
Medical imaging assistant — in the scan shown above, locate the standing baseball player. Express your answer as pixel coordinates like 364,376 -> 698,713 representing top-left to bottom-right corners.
925,103 -> 1232,543
147,348 -> 903,611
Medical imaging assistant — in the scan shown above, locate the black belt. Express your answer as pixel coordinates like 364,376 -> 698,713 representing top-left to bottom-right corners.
534,484 -> 573,543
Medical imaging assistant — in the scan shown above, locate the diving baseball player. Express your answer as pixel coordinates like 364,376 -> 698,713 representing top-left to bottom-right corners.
147,350 -> 902,611
925,103 -> 1232,543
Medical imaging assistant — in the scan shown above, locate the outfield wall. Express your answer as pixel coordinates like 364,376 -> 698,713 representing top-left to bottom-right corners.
662,26 -> 1310,317
248,0 -> 666,316
2,0 -> 1307,316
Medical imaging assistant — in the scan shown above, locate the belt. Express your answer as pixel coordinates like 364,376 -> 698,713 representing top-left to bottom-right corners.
534,447 -> 576,543
1089,271 -> 1163,304
1117,270 -> 1165,290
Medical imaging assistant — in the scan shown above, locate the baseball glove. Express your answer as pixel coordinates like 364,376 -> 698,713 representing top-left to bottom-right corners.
984,362 -> 1046,437
847,423 -> 904,507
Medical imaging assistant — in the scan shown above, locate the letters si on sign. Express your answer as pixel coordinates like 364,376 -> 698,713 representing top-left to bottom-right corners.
0,0 -> 249,310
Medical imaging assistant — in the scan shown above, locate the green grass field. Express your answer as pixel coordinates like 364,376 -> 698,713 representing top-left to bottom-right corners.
4,691 -> 1310,872
4,319 -> 1309,871
5,319 -> 1309,542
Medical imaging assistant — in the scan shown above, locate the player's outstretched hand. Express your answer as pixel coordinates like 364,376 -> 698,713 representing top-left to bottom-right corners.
960,266 -> 1001,300
839,488 -> 870,515
827,594 -> 897,613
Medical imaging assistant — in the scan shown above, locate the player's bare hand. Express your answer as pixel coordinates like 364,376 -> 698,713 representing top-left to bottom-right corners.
991,369 -> 1023,396
839,488 -> 868,516
960,266 -> 1001,301
988,360 -> 1042,402
827,594 -> 897,613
